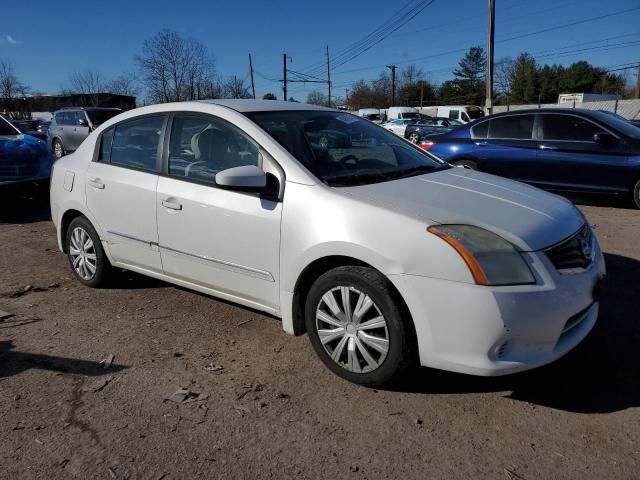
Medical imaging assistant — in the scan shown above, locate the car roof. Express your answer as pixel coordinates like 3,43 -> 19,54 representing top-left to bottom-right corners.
482,108 -> 604,119
198,99 -> 334,113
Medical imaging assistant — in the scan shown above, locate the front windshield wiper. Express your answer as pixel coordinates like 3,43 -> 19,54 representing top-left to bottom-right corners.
385,163 -> 451,180
322,172 -> 392,186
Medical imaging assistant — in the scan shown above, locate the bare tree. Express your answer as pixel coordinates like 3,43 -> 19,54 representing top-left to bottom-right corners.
306,90 -> 327,105
67,69 -> 106,106
0,60 -> 29,101
135,29 -> 216,104
494,57 -> 515,96
107,72 -> 140,97
222,76 -> 252,99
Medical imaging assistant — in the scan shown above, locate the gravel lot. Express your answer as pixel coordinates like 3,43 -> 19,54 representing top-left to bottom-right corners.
1,198 -> 639,480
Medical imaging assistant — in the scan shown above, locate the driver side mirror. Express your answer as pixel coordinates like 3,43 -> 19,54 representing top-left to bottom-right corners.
215,165 -> 267,191
593,132 -> 617,146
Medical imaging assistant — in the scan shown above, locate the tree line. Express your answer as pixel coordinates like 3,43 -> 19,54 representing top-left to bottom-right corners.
0,32 -> 634,111
342,46 -> 630,109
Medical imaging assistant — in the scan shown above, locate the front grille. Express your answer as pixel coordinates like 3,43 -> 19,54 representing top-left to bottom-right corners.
0,161 -> 39,178
545,224 -> 593,271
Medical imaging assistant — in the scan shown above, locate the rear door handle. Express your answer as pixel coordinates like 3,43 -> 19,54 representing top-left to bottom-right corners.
474,141 -> 489,146
161,199 -> 182,211
539,145 -> 558,150
88,177 -> 105,189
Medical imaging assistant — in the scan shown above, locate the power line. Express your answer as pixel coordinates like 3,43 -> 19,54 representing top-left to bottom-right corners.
302,0 -> 435,77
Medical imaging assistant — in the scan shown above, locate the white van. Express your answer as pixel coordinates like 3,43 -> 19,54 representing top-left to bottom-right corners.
419,105 -> 484,123
357,108 -> 383,124
386,106 -> 420,121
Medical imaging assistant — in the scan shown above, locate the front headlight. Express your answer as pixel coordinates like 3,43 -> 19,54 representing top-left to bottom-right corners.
428,225 -> 535,286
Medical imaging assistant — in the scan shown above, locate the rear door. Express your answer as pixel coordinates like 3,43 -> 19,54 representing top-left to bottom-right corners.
536,113 -> 630,193
472,113 -> 539,183
85,114 -> 167,272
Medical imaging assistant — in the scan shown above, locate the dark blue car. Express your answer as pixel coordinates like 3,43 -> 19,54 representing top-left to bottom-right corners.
424,108 -> 640,208
0,115 -> 55,192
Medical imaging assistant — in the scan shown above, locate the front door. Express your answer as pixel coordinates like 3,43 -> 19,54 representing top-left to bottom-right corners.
68,112 -> 90,151
156,113 -> 282,310
85,114 -> 167,272
536,113 -> 630,194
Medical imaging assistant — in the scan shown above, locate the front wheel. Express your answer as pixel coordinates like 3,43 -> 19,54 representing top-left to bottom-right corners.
66,216 -> 112,287
305,266 -> 415,386
52,139 -> 65,159
408,132 -> 420,144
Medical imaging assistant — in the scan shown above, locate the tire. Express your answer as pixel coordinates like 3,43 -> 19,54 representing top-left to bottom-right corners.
52,139 -> 65,159
633,178 -> 640,209
408,132 -> 420,144
66,216 -> 112,287
453,159 -> 478,170
304,266 -> 415,386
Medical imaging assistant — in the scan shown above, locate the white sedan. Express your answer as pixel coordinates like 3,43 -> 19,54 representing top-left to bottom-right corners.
382,118 -> 414,136
50,100 -> 606,386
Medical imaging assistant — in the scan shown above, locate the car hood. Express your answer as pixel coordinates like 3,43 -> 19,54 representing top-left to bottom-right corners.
340,167 -> 583,251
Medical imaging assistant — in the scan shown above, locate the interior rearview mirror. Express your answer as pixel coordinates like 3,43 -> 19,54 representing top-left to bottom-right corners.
215,165 -> 267,191
593,132 -> 617,146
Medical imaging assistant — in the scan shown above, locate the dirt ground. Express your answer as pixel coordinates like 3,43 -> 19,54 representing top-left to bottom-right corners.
1,197 -> 639,480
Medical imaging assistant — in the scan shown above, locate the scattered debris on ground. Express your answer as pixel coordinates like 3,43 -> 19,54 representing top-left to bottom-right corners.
164,388 -> 209,403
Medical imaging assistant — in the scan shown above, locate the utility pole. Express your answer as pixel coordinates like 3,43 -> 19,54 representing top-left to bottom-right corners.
636,65 -> 640,99
283,53 -> 288,101
485,0 -> 496,114
386,65 -> 397,106
248,54 -> 256,99
326,45 -> 332,107
420,84 -> 424,107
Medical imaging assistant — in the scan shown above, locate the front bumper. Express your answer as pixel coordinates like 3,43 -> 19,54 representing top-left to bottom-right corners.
389,238 -> 606,376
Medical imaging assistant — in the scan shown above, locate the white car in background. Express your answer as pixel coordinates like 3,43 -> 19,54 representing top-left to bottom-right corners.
383,118 -> 415,136
50,100 -> 606,386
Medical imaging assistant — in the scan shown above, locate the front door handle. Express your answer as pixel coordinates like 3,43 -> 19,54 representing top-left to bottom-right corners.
539,145 -> 558,150
88,177 -> 105,189
475,141 -> 489,146
161,199 -> 182,211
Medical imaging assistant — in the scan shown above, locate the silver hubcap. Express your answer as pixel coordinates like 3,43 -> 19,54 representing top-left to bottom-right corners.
315,286 -> 389,373
409,133 -> 419,143
69,227 -> 97,281
54,142 -> 63,158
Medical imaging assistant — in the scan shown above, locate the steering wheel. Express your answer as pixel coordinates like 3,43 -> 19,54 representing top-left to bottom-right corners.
339,155 -> 359,166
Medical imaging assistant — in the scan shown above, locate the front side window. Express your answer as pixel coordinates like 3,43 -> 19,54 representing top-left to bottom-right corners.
246,110 -> 446,186
168,114 -> 259,184
541,114 -> 601,142
75,112 -> 88,126
488,115 -> 535,139
109,116 -> 164,171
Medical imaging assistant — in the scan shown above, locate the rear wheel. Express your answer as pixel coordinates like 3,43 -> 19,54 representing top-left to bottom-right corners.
66,216 -> 112,287
633,179 -> 640,209
305,266 -> 414,386
52,139 -> 65,159
453,159 -> 478,170
408,132 -> 420,144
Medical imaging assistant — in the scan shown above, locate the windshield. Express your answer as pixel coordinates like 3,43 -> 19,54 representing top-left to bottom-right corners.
87,109 -> 121,126
0,116 -> 20,135
590,110 -> 640,140
245,110 -> 447,186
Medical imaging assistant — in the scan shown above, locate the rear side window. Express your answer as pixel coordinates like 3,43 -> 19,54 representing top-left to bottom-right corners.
110,116 -> 164,171
488,115 -> 535,139
541,114 -> 601,142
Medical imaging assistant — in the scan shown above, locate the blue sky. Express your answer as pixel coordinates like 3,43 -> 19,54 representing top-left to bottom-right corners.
1,0 -> 639,102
